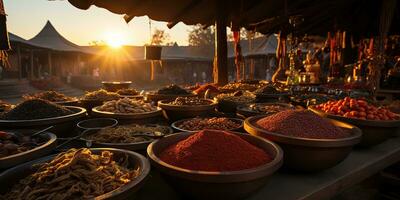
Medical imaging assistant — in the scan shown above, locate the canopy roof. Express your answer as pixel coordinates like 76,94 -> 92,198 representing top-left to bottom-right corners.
28,21 -> 93,53
68,0 -> 400,37
8,32 -> 46,48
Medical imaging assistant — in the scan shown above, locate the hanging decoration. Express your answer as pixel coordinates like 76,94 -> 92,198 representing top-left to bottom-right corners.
0,0 -> 10,69
145,19 -> 163,80
233,31 -> 243,81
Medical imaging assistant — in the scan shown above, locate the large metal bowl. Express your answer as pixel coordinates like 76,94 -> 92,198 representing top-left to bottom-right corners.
308,105 -> 400,147
158,99 -> 217,121
91,106 -> 162,124
0,148 -> 150,200
0,106 -> 87,137
0,129 -> 57,170
147,131 -> 283,200
171,117 -> 244,132
244,116 -> 362,172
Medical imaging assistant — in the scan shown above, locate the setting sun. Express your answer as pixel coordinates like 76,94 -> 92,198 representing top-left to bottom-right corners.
104,32 -> 125,48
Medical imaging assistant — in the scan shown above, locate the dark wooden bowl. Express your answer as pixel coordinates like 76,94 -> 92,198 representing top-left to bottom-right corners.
102,81 -> 132,92
237,102 -> 294,118
147,131 -> 283,200
79,99 -> 105,113
0,148 -> 150,200
146,93 -> 196,103
171,117 -> 244,132
77,118 -> 118,131
0,130 -> 57,170
0,106 -> 87,137
80,125 -> 174,152
244,116 -> 362,172
308,106 -> 400,147
158,99 -> 217,121
91,106 -> 162,124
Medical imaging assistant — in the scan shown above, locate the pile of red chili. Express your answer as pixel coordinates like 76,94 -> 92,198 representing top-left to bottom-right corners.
159,130 -> 271,171
256,110 -> 350,139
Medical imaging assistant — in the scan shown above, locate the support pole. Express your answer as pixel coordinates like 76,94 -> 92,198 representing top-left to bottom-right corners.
16,44 -> 21,79
214,1 -> 228,85
29,50 -> 34,79
48,51 -> 52,75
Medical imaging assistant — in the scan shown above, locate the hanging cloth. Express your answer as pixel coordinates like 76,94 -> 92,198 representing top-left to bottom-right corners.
233,31 -> 243,80
0,0 -> 10,68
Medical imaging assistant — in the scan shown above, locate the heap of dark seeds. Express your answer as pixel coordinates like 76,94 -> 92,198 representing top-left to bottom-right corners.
1,99 -> 73,120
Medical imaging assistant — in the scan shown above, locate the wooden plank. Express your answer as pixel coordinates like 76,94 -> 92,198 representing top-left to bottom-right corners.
214,0 -> 228,85
248,137 -> 400,200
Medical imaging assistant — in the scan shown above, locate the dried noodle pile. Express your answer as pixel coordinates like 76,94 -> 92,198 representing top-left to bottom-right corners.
1,148 -> 138,200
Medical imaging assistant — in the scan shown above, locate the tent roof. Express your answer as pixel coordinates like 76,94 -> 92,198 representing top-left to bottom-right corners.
8,32 -> 47,48
68,0 -> 400,37
28,21 -> 93,53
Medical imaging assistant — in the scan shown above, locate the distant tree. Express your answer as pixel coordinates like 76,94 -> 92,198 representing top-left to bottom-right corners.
188,25 -> 215,46
227,28 -> 264,41
150,29 -> 171,46
88,40 -> 106,46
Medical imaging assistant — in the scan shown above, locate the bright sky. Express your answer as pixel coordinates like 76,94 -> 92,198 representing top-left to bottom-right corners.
4,0 -> 191,46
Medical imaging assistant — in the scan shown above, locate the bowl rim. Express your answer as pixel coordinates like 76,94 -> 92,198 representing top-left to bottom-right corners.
157,99 -> 217,110
237,102 -> 294,115
0,130 -> 57,161
76,118 -> 119,130
92,106 -> 162,117
171,117 -> 244,132
244,115 -> 362,147
81,124 -> 174,146
0,106 -> 87,123
308,105 -> 400,127
0,148 -> 150,199
147,131 -> 283,179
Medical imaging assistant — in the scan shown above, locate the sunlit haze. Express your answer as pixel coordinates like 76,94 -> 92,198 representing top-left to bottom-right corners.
4,0 -> 190,46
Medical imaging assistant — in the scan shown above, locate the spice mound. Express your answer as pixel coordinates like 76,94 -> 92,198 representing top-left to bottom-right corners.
1,148 -> 139,200
315,97 -> 399,121
157,84 -> 191,95
1,99 -> 73,120
0,100 -> 13,113
247,104 -> 292,115
177,117 -> 242,131
117,88 -> 139,96
98,98 -> 158,114
256,110 -> 349,139
0,130 -> 47,158
85,125 -> 170,143
169,97 -> 212,106
82,89 -> 120,101
216,92 -> 255,104
160,130 -> 271,171
23,91 -> 75,102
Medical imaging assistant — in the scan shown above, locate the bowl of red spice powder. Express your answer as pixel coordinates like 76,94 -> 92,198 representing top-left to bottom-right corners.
147,130 -> 283,200
244,110 -> 362,172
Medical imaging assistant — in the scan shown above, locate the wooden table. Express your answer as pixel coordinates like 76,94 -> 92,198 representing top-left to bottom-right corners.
135,136 -> 400,200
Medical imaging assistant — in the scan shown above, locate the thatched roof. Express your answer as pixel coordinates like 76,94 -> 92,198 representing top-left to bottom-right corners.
68,0 -> 400,37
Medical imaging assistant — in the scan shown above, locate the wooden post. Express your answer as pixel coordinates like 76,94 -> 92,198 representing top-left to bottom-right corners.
48,51 -> 52,75
214,1 -> 228,85
16,44 -> 22,79
29,50 -> 34,79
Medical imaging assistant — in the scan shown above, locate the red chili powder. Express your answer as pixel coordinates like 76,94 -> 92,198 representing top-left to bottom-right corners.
256,110 -> 349,139
159,130 -> 272,171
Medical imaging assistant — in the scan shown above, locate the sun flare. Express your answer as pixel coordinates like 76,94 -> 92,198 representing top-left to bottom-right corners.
104,32 -> 125,48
